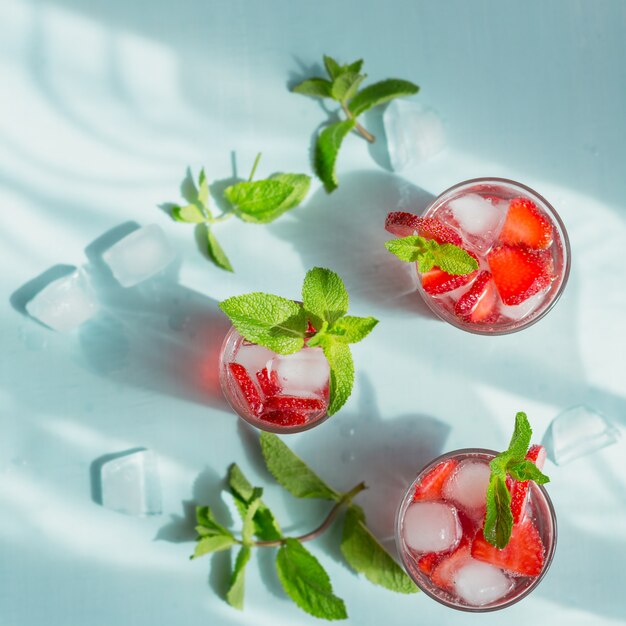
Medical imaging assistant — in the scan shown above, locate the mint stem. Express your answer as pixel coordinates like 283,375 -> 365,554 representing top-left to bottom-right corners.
252,481 -> 367,547
340,102 -> 375,143
248,152 -> 262,181
210,212 -> 234,224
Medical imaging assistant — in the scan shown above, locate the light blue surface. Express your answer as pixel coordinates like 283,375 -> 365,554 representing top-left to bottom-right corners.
1,1 -> 626,625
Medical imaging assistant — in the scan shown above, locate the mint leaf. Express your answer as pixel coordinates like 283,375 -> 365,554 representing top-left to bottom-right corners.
219,294 -> 306,355
331,72 -> 365,101
323,55 -> 343,80
259,432 -> 340,501
276,538 -> 348,620
385,237 -> 478,275
432,243 -> 478,275
341,506 -> 418,594
242,488 -> 263,545
508,460 -> 550,484
205,226 -> 233,272
269,173 -> 311,213
346,59 -> 363,74
198,168 -> 209,207
293,78 -> 332,98
503,412 -> 533,462
483,472 -> 513,550
224,179 -> 294,223
172,203 -> 206,223
321,338 -> 354,416
314,119 -> 356,193
328,315 -> 378,344
348,79 -> 419,116
226,545 -> 251,610
196,506 -> 234,538
192,534 -> 236,558
302,267 -> 349,326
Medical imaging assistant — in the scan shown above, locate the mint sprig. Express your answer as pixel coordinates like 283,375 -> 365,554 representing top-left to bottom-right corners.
219,267 -> 378,416
164,155 -> 310,271
385,236 -> 478,275
191,433 -> 416,619
483,412 -> 550,549
293,55 -> 419,192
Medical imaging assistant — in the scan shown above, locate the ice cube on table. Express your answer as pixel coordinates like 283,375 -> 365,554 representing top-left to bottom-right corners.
454,560 -> 513,606
546,405 -> 620,465
500,289 -> 547,321
102,224 -> 176,287
26,269 -> 99,332
447,194 -> 507,252
268,347 -> 330,398
100,449 -> 162,516
443,460 -> 491,517
384,100 -> 445,172
403,501 -> 461,553
234,343 -> 275,374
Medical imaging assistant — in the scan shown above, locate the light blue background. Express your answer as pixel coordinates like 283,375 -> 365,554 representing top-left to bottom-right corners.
1,1 -> 625,625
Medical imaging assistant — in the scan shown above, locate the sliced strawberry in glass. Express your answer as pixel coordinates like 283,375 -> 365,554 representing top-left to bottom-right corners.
265,396 -> 324,411
261,409 -> 308,426
229,362 -> 263,415
509,444 -> 547,524
256,367 -> 280,397
413,459 -> 459,501
454,270 -> 499,323
385,212 -> 462,245
499,198 -> 553,250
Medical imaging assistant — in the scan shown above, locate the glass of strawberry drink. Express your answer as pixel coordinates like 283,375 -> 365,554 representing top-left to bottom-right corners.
395,414 -> 556,610
385,178 -> 570,334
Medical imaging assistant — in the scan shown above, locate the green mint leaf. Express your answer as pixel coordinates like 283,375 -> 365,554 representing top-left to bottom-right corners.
323,55 -> 343,80
432,243 -> 479,275
348,79 -> 419,117
385,237 -> 478,275
483,473 -> 513,549
341,506 -> 418,594
228,464 -> 282,541
384,236 -> 428,263
219,294 -> 306,355
293,78 -> 333,98
504,411 -> 533,462
346,59 -> 364,74
224,179 -> 294,223
192,534 -> 236,559
314,119 -> 356,193
259,432 -> 340,501
196,506 -> 234,538
268,173 -> 311,214
198,167 -> 209,207
302,267 -> 349,325
226,545 -> 251,610
321,338 -> 354,416
508,460 -> 550,485
327,315 -> 378,344
205,226 -> 234,272
331,72 -> 365,101
276,538 -> 348,620
242,488 -> 263,545
172,203 -> 206,223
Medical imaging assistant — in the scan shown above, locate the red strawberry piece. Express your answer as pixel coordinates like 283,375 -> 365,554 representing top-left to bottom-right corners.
454,270 -> 499,323
471,517 -> 545,576
431,535 -> 473,592
265,396 -> 324,412
417,552 -> 441,575
421,264 -> 478,295
229,362 -> 263,415
385,212 -> 462,245
487,244 -> 554,305
306,320 -> 317,334
510,444 -> 547,524
261,409 -> 307,427
413,459 -> 459,502
499,198 -> 553,250
256,367 -> 280,397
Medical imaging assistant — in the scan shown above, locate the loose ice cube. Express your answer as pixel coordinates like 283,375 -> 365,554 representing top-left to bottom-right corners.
384,100 -> 445,172
235,343 -> 274,374
102,224 -> 175,287
26,269 -> 99,332
403,501 -> 461,553
443,460 -> 491,517
547,405 -> 620,465
447,194 -> 506,252
500,289 -> 547,321
268,348 -> 330,398
100,449 -> 162,516
454,560 -> 513,606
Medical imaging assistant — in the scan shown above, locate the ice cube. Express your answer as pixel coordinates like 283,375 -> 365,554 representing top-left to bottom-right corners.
546,405 -> 620,465
447,194 -> 506,252
403,501 -> 461,553
100,449 -> 162,516
443,460 -> 491,517
102,224 -> 176,287
384,100 -> 445,172
26,269 -> 99,332
268,348 -> 330,398
500,289 -> 547,322
454,560 -> 513,606
234,343 -> 275,374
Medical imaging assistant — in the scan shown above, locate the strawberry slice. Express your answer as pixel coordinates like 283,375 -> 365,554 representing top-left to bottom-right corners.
265,396 -> 324,412
431,535 -> 473,591
256,367 -> 280,397
229,362 -> 263,415
454,271 -> 499,323
487,244 -> 553,305
261,409 -> 307,426
499,198 -> 553,250
510,444 -> 547,524
417,552 -> 441,575
413,459 -> 458,502
471,517 -> 545,576
385,212 -> 462,245
421,264 -> 478,295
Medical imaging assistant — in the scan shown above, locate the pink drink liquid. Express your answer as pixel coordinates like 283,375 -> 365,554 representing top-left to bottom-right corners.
219,326 -> 330,433
396,450 -> 556,611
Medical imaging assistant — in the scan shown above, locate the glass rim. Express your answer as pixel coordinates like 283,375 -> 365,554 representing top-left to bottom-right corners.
394,447 -> 558,612
417,177 -> 572,336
